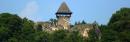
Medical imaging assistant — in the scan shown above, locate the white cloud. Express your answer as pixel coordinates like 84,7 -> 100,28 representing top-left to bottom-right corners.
20,1 -> 39,18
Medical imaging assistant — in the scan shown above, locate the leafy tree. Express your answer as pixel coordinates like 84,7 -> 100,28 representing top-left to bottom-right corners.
87,29 -> 97,42
0,26 -> 9,41
20,17 -> 35,41
34,31 -> 49,42
0,13 -> 23,41
49,30 -> 67,42
100,28 -> 119,42
0,13 -> 23,32
36,24 -> 43,31
64,31 -> 84,42
49,18 -> 57,26
107,7 -> 130,42
108,8 -> 130,25
0,13 -> 36,41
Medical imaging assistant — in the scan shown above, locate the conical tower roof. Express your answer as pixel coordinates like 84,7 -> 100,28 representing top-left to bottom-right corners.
56,2 -> 72,14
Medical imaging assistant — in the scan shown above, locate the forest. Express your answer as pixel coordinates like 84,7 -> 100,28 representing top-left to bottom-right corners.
0,7 -> 130,42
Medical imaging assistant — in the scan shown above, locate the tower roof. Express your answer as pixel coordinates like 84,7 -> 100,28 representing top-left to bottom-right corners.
56,2 -> 72,14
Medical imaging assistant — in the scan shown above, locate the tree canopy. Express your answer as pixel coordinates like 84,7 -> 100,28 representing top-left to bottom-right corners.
0,7 -> 130,42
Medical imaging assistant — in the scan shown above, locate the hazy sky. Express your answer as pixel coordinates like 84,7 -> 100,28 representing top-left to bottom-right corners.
0,0 -> 130,24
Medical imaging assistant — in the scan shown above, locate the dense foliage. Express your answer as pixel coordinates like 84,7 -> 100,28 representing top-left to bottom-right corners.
0,7 -> 130,42
99,8 -> 130,42
0,13 -> 85,42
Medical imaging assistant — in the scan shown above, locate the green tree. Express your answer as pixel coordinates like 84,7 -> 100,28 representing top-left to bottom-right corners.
108,8 -> 130,25
64,31 -> 84,42
0,13 -> 23,32
0,26 -> 9,41
81,20 -> 86,24
19,17 -> 35,41
0,13 -> 23,41
100,28 -> 119,42
49,30 -> 67,42
0,13 -> 37,42
108,7 -> 130,42
34,31 -> 49,42
49,18 -> 57,26
36,24 -> 43,31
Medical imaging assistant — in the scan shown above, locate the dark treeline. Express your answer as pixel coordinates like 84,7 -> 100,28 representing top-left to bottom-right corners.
0,13 -> 84,42
0,7 -> 130,42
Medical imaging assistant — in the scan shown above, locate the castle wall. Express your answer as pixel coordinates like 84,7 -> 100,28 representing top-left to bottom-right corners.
57,16 -> 70,29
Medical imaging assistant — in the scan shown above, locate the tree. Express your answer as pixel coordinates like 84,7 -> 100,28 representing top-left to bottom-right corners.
0,13 -> 23,41
64,31 -> 84,42
49,30 -> 67,42
87,29 -> 97,42
20,17 -> 35,41
108,7 -> 130,32
0,26 -> 9,41
34,31 -> 49,42
107,7 -> 130,42
108,8 -> 130,25
0,13 -> 23,32
75,22 -> 78,25
49,18 -> 57,26
0,13 -> 36,41
81,20 -> 86,24
36,24 -> 43,31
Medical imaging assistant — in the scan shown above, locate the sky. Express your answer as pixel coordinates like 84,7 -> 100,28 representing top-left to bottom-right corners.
0,0 -> 130,25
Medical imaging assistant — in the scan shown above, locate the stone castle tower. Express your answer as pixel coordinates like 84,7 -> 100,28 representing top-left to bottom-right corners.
56,2 -> 72,29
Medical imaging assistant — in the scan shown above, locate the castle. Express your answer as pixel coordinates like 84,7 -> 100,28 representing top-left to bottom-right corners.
35,2 -> 101,38
56,2 -> 72,30
36,2 -> 72,31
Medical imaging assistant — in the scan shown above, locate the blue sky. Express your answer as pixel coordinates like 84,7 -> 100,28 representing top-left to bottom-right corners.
0,0 -> 130,25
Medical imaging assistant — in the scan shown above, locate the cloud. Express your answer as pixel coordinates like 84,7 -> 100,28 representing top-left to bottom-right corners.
20,1 -> 39,18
